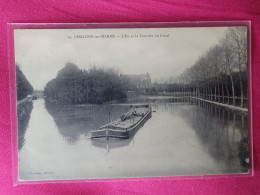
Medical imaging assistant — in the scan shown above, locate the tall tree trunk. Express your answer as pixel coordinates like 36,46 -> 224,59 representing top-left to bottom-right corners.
214,85 -> 217,102
238,48 -> 244,107
206,85 -> 208,100
217,79 -> 220,102
221,81 -> 225,103
210,86 -> 213,101
239,73 -> 244,107
202,86 -> 204,99
225,77 -> 230,104
229,74 -> 235,106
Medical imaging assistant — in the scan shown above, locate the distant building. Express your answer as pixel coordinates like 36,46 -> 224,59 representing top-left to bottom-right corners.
120,73 -> 151,91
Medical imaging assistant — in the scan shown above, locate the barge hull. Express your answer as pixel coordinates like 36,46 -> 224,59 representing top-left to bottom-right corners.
91,106 -> 151,139
91,129 -> 129,139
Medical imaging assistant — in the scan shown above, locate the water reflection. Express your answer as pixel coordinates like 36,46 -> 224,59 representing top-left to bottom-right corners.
92,138 -> 134,152
45,102 -> 131,144
181,99 -> 249,171
17,101 -> 33,150
44,97 -> 249,171
18,96 -> 249,180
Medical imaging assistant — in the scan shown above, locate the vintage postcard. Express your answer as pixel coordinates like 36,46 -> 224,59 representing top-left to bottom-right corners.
13,24 -> 250,181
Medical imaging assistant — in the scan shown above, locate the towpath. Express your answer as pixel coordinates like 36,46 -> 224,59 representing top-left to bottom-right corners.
189,97 -> 248,113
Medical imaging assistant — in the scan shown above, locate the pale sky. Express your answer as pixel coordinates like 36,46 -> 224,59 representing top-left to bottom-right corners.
14,27 -> 228,90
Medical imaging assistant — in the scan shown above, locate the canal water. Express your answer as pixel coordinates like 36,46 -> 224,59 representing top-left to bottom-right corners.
17,96 -> 249,181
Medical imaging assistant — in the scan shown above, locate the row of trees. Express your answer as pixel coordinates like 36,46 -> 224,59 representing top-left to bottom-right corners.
164,27 -> 247,107
16,64 -> 33,100
44,63 -> 127,104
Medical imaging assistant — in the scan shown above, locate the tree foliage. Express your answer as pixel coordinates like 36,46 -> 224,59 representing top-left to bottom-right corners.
16,64 -> 33,100
169,27 -> 248,107
44,63 -> 127,104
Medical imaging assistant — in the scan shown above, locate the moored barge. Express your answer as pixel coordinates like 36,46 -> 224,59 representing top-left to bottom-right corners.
91,105 -> 151,139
